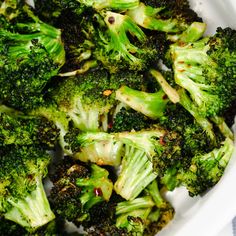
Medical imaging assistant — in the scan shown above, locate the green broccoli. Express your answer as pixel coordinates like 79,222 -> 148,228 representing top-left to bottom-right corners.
115,86 -> 169,120
0,107 -> 59,149
110,107 -> 152,132
0,3 -> 65,111
64,129 -> 123,166
177,137 -> 234,196
169,27 -> 236,117
0,146 -> 55,232
115,179 -> 174,235
29,101 -> 70,153
50,69 -> 145,132
114,128 -> 181,200
126,1 -> 206,42
49,159 -> 113,225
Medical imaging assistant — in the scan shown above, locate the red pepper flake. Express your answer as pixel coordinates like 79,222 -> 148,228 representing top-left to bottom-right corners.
160,136 -> 166,145
108,122 -> 113,129
94,188 -> 103,197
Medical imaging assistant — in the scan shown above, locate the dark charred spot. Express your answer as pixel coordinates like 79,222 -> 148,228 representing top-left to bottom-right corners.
108,16 -> 115,24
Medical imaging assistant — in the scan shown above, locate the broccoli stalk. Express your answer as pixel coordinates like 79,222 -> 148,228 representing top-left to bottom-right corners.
114,144 -> 158,200
126,2 -> 206,41
0,146 -> 55,232
116,196 -> 155,234
114,128 -> 181,200
65,130 -> 123,166
126,2 -> 180,33
116,86 -> 169,119
4,179 -> 55,230
77,0 -> 139,10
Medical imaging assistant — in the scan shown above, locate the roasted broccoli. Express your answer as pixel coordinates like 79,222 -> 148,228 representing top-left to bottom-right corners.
0,107 -> 59,148
169,27 -> 236,117
0,2 -> 65,111
177,137 -> 234,196
0,146 -> 55,232
126,0 -> 206,42
50,69 -> 145,132
49,159 -> 113,225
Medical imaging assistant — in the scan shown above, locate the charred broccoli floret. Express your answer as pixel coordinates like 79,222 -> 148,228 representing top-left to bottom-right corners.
49,159 -> 113,225
0,2 -> 65,111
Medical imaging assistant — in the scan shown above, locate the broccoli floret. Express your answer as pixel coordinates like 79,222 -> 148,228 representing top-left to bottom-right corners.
169,27 -> 236,117
110,107 -> 152,132
0,146 -> 55,232
116,179 -> 174,235
116,196 -> 155,234
64,129 -> 123,166
144,179 -> 175,235
29,102 -> 70,152
0,4 -> 65,111
0,108 -> 59,149
51,69 -> 145,132
149,69 -> 230,144
126,1 -> 206,42
177,137 -> 234,196
115,86 -> 169,119
49,160 -> 113,224
114,128 -> 181,200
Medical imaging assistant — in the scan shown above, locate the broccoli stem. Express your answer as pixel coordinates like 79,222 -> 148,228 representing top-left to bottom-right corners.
146,180 -> 165,208
116,85 -> 168,119
127,3 -> 179,33
116,196 -> 154,234
114,145 -> 158,200
211,116 -> 234,140
4,178 -> 55,232
178,22 -> 207,42
77,0 -> 139,10
116,196 -> 155,215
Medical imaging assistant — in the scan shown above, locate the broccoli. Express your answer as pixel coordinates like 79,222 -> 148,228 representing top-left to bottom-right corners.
115,86 -> 169,120
0,3 -> 65,111
0,217 -> 27,236
110,107 -> 152,132
115,179 -> 174,235
64,129 -> 123,166
49,160 -> 113,224
58,8 -> 162,73
0,108 -> 59,149
75,0 -> 139,10
50,69 -> 145,132
114,128 -> 181,200
149,69 -> 232,143
177,137 -> 235,196
169,27 -> 236,117
116,196 -> 155,234
144,179 -> 175,235
29,102 -> 70,152
0,146 -> 55,232
126,1 -> 206,42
